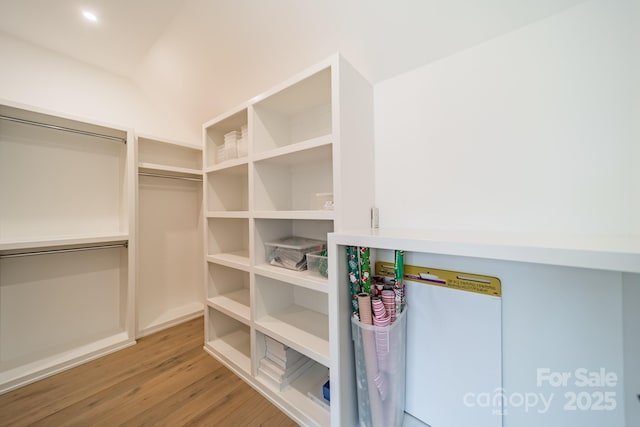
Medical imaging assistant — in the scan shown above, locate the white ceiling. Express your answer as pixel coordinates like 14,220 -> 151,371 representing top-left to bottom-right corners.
0,0 -> 186,76
0,0 -> 588,126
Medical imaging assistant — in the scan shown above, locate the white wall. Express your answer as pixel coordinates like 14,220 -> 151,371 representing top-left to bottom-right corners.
375,0 -> 638,235
0,33 -> 200,144
374,1 -> 638,426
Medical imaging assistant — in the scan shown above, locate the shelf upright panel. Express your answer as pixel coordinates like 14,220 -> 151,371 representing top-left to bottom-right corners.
202,105 -> 252,378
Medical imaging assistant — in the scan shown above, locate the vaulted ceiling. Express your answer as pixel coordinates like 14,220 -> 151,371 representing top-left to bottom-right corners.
0,0 -> 587,126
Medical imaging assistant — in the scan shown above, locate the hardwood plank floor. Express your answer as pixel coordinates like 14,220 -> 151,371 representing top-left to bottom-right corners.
0,317 -> 299,426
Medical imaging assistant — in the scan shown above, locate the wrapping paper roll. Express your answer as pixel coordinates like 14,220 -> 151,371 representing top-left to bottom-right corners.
357,293 -> 372,325
394,250 -> 405,314
381,289 -> 396,322
347,246 -> 361,315
360,247 -> 371,294
371,298 -> 386,319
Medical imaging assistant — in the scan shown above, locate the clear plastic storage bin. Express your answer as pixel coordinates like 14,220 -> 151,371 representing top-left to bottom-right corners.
351,308 -> 407,427
306,251 -> 328,278
265,237 -> 325,271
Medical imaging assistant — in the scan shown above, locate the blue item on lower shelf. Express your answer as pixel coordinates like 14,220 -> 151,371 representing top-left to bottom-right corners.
323,380 -> 330,401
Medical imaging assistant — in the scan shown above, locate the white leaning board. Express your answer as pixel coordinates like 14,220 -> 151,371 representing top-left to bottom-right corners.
404,279 -> 502,427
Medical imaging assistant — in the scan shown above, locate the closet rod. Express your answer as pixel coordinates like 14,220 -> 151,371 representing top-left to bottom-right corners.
0,115 -> 127,144
0,242 -> 128,259
139,172 -> 203,182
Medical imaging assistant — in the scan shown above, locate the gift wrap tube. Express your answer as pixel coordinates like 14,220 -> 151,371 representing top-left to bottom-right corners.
358,293 -> 373,325
381,289 -> 396,322
360,247 -> 371,294
347,246 -> 361,315
394,250 -> 405,314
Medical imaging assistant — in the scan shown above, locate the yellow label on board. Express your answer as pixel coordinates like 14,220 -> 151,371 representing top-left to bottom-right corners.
375,261 -> 502,297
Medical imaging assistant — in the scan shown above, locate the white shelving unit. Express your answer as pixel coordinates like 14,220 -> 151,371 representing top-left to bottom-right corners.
328,229 -> 640,426
135,135 -> 204,338
202,54 -> 374,426
0,102 -> 136,393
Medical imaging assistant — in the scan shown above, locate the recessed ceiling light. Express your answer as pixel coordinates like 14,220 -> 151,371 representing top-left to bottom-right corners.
82,10 -> 98,22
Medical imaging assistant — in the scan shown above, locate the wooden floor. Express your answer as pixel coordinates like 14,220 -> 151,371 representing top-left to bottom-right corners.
0,317 -> 298,426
